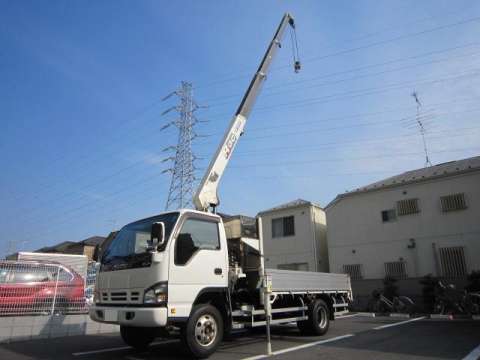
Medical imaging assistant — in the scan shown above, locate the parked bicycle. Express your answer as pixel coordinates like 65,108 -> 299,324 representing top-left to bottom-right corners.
433,280 -> 480,315
367,289 -> 415,314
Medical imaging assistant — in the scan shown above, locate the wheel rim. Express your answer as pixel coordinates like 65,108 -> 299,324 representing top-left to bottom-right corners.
194,314 -> 217,347
318,307 -> 327,328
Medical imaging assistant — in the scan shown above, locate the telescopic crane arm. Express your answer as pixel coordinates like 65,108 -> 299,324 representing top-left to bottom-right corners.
193,13 -> 300,212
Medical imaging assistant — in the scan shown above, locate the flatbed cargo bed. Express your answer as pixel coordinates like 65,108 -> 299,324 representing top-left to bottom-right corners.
265,268 -> 352,297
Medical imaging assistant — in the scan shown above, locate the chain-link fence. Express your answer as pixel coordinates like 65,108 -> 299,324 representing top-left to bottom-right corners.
0,260 -> 97,316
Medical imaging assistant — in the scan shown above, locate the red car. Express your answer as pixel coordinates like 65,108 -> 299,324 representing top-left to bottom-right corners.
0,261 -> 86,314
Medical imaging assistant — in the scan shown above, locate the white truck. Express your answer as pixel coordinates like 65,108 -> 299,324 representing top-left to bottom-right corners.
90,13 -> 352,358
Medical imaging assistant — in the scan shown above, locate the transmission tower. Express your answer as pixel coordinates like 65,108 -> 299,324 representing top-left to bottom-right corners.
411,91 -> 432,167
161,81 -> 201,210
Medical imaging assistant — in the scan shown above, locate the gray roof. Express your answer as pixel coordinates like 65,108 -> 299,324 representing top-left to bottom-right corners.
258,198 -> 322,214
327,155 -> 480,208
80,236 -> 106,246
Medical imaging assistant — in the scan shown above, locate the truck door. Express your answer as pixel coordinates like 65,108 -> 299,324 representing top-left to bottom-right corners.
168,215 -> 228,318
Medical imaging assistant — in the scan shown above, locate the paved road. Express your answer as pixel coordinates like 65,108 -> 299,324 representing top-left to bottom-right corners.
0,315 -> 479,359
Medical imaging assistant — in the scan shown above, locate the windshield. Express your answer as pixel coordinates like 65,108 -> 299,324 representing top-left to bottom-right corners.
101,212 -> 179,271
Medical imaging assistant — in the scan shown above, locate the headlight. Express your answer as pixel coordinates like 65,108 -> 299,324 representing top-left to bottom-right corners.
144,282 -> 168,305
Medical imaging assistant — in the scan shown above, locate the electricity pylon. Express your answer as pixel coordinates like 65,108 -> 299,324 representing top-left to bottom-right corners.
161,82 -> 201,210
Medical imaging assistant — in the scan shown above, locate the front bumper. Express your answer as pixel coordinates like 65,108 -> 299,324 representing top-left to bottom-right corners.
89,305 -> 168,327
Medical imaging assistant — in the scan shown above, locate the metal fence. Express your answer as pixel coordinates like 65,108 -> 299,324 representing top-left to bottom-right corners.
0,260 -> 98,316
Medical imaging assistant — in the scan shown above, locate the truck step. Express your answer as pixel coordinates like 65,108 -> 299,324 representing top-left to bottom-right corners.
249,315 -> 308,328
333,303 -> 349,307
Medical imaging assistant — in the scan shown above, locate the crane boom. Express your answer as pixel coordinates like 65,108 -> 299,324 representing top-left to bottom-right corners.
193,13 -> 300,211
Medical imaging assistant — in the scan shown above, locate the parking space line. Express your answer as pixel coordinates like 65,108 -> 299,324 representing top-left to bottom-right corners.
373,316 -> 426,330
462,343 -> 480,360
72,346 -> 132,356
72,340 -> 177,356
241,334 -> 354,360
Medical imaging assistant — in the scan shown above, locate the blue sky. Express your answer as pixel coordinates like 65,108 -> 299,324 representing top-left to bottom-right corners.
1,0 -> 480,257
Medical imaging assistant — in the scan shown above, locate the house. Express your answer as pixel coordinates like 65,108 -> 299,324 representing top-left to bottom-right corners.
32,236 -> 106,261
326,156 -> 480,286
258,199 -> 328,272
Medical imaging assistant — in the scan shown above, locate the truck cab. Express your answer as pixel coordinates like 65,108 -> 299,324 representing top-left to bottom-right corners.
90,210 -> 230,356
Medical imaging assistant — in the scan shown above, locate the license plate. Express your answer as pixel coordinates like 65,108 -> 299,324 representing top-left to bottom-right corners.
104,309 -> 118,322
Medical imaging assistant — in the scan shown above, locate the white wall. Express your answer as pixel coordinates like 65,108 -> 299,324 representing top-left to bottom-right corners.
260,205 -> 328,272
327,171 -> 480,279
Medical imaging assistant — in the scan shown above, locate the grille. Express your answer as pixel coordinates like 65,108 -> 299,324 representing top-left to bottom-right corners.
343,264 -> 362,280
439,246 -> 467,278
384,261 -> 407,279
397,198 -> 419,216
131,292 -> 140,301
100,290 -> 142,303
110,291 -> 127,301
441,193 -> 467,212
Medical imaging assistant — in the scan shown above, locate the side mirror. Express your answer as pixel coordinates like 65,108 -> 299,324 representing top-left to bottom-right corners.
148,222 -> 165,251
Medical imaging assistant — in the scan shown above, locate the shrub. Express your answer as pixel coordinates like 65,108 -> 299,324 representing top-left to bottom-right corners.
420,274 -> 437,313
383,276 -> 398,301
465,270 -> 480,292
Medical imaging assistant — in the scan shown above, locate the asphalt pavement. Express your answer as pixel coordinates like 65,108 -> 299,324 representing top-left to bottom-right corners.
0,315 -> 479,360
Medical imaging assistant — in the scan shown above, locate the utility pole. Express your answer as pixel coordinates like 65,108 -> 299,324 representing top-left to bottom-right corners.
411,91 -> 432,167
162,81 -> 201,210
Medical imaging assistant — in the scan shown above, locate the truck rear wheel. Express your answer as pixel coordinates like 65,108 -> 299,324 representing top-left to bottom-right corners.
182,304 -> 223,358
120,326 -> 155,351
298,299 -> 330,336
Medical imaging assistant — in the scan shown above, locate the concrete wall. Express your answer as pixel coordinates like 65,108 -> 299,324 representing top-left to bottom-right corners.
0,315 -> 118,344
260,204 -> 328,272
327,171 -> 480,280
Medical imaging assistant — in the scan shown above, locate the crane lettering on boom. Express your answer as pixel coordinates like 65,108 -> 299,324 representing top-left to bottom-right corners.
223,117 -> 244,159
224,133 -> 237,159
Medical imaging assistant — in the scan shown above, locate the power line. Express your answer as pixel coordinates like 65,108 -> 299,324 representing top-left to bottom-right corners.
5,12 -> 480,190
7,96 -> 480,220
198,68 -> 480,126
6,45 -> 480,206
11,125 -> 479,229
201,42 -> 480,104
193,13 -> 480,90
18,143 -> 480,248
228,140 -> 480,169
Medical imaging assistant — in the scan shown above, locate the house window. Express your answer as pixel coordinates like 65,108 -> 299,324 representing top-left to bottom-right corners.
343,264 -> 363,280
381,209 -> 396,222
384,261 -> 407,279
441,193 -> 467,212
271,216 -> 295,238
439,246 -> 467,278
278,263 -> 309,271
397,198 -> 420,216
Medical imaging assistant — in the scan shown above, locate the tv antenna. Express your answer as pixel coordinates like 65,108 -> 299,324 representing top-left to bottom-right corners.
411,91 -> 432,167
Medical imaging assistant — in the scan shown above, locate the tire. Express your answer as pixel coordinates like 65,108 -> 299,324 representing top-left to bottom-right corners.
297,299 -> 330,336
120,326 -> 155,351
181,304 -> 223,358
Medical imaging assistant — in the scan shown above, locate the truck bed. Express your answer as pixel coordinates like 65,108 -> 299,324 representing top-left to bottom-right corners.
265,268 -> 351,294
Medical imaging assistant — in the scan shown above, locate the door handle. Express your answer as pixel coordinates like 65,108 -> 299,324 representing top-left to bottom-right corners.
214,268 -> 222,275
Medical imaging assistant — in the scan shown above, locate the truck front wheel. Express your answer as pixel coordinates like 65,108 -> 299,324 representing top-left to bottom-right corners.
298,299 -> 330,336
120,326 -> 155,351
182,304 -> 223,358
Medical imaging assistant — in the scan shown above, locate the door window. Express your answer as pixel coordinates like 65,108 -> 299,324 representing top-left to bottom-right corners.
175,219 -> 220,265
